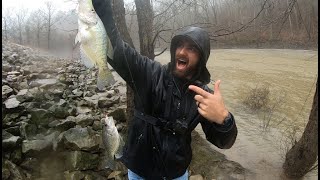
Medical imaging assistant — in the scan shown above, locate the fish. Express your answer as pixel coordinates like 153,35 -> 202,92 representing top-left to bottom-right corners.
75,0 -> 115,90
101,115 -> 124,170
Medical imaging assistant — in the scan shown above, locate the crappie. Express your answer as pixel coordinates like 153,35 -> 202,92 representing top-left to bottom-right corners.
75,0 -> 115,90
101,115 -> 124,170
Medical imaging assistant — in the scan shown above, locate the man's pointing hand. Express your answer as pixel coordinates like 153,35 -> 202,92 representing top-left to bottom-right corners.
188,80 -> 229,124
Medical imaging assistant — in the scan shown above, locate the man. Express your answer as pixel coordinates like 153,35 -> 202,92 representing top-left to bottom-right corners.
92,0 -> 237,179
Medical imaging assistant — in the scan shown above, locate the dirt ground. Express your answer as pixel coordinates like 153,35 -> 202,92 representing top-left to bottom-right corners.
155,49 -> 318,180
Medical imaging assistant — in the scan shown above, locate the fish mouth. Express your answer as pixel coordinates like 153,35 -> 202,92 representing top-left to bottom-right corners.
176,58 -> 189,71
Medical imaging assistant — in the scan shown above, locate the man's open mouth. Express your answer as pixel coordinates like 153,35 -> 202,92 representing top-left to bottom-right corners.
176,58 -> 188,70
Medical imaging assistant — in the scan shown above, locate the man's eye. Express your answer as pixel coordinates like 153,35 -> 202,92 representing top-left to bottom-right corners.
188,47 -> 196,52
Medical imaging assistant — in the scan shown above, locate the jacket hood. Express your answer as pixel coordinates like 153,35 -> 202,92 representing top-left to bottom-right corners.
169,26 -> 211,85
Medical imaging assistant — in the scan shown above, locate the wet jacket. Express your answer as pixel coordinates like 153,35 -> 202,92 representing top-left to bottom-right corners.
95,3 -> 238,179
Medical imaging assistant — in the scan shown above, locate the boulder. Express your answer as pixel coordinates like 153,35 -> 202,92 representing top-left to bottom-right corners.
98,96 -> 120,109
4,97 -> 21,109
190,131 -> 246,180
58,127 -> 101,152
54,119 -> 77,132
2,130 -> 22,151
3,159 -> 27,180
20,121 -> 38,140
48,104 -> 70,119
22,131 -> 60,156
108,106 -> 127,122
76,106 -> 92,114
65,151 -> 99,170
29,108 -> 54,126
10,149 -> 23,165
75,114 -> 95,127
2,85 -> 13,98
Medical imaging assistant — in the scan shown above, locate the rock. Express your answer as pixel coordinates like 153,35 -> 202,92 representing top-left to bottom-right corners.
3,159 -> 27,180
22,131 -> 60,156
54,119 -> 77,132
2,130 -> 22,151
65,151 -> 99,170
29,108 -> 54,126
2,63 -> 13,72
20,122 -> 38,140
92,120 -> 102,131
75,114 -> 95,127
20,157 -> 40,172
107,171 -> 123,180
84,96 -> 99,108
64,170 -> 108,180
57,98 -> 67,106
76,106 -> 92,114
8,71 -> 21,76
48,104 -> 70,119
48,120 -> 61,128
108,106 -> 127,122
72,89 -> 83,97
10,149 -> 23,164
189,174 -> 204,180
190,131 -> 246,179
2,85 -> 13,97
3,113 -> 21,125
15,89 -> 30,102
64,171 -> 85,180
4,97 -> 21,109
59,127 -> 101,152
5,126 -> 21,136
2,166 -> 11,180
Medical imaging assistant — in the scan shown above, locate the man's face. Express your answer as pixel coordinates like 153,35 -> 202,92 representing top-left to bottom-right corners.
173,38 -> 200,80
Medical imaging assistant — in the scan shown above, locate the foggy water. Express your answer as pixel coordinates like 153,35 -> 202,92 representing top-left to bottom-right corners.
155,49 -> 318,180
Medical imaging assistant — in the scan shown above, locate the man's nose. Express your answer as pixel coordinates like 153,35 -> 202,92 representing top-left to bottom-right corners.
178,46 -> 187,56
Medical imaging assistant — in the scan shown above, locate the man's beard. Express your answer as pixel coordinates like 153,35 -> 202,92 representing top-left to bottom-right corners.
172,60 -> 198,80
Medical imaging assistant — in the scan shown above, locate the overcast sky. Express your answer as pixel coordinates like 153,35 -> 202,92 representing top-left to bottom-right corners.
2,0 -> 77,14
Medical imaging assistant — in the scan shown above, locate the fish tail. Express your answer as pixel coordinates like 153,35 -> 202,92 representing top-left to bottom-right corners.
105,155 -> 116,170
97,67 -> 115,90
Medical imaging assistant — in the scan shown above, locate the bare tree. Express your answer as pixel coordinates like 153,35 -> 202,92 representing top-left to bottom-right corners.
28,9 -> 46,48
14,7 -> 28,45
283,78 -> 318,178
134,0 -> 155,59
112,0 -> 136,124
42,1 -> 60,50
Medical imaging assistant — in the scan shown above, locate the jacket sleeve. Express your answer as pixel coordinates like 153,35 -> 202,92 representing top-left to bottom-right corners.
93,0 -> 162,94
199,85 -> 238,149
200,113 -> 237,149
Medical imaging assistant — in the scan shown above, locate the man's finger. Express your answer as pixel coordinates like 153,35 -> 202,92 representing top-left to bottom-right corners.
214,80 -> 221,94
189,85 -> 210,98
194,95 -> 205,103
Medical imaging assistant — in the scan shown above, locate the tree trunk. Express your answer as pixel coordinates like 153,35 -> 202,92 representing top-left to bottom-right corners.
283,78 -> 318,178
112,0 -> 136,125
134,0 -> 155,59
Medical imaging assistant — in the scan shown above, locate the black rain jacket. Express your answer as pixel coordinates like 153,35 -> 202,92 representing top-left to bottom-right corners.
95,3 -> 237,179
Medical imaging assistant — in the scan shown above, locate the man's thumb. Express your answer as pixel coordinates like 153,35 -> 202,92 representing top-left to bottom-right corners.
214,80 -> 221,94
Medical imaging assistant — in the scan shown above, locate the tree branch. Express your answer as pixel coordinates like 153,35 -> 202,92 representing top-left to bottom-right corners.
154,47 -> 167,57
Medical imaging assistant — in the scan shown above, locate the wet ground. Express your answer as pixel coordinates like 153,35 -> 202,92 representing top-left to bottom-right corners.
155,49 -> 318,180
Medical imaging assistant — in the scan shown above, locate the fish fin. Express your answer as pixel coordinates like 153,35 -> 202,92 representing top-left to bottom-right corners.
106,36 -> 114,60
115,136 -> 124,160
80,45 -> 95,68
